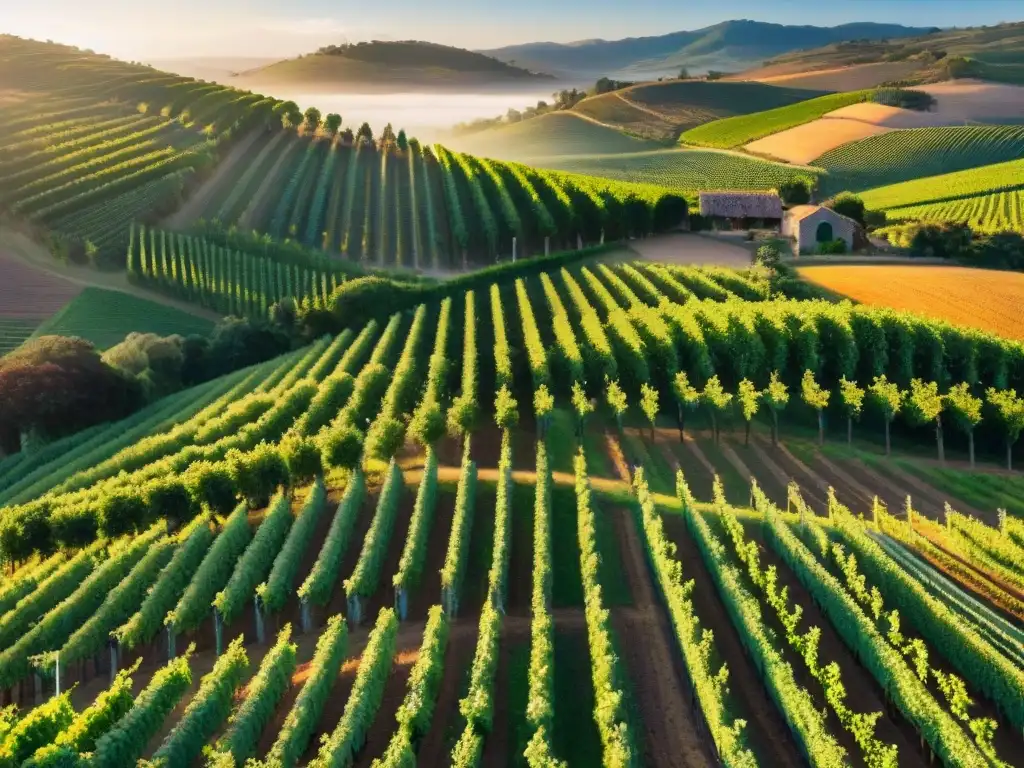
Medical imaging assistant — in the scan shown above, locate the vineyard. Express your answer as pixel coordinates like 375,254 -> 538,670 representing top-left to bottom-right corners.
0,249 -> 1022,767
534,147 -> 823,194
858,157 -> 1024,212
679,90 -> 875,148
0,37 -> 303,264
815,124 -> 1024,194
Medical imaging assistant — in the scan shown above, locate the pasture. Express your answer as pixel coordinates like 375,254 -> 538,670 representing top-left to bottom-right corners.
797,264 -> 1024,340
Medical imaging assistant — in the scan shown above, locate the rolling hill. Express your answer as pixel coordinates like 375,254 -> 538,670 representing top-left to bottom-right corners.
232,40 -> 555,92
479,20 -> 933,78
740,21 -> 1024,86
571,79 -> 828,140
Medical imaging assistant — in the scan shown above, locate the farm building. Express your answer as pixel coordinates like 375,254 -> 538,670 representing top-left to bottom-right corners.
698,191 -> 783,230
783,205 -> 857,254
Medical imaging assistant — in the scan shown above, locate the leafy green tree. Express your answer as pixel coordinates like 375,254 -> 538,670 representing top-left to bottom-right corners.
356,122 -> 374,144
945,383 -> 982,468
869,375 -> 903,456
778,176 -> 813,205
322,425 -> 364,470
904,379 -> 945,462
986,388 -> 1024,470
761,371 -> 789,445
324,113 -> 342,136
827,192 -> 867,227
701,375 -> 732,444
801,370 -> 831,445
678,66 -> 690,79
534,385 -> 554,437
410,400 -> 446,448
838,377 -> 865,447
639,383 -> 659,442
397,129 -> 409,152
671,371 -> 700,442
495,385 -> 519,430
606,379 -> 628,432
754,243 -> 782,276
446,395 -> 478,448
303,107 -> 322,133
736,379 -> 760,445
570,381 -> 594,440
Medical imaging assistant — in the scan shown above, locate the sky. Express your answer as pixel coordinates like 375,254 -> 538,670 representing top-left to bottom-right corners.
4,0 -> 1020,60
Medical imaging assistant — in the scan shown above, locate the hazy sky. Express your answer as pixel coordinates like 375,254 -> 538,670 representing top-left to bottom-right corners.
5,1 -> 1019,60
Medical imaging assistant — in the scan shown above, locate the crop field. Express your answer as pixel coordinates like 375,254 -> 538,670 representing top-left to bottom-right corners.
28,286 -> 215,350
797,264 -> 1024,340
679,89 -> 873,148
858,156 -> 1024,212
737,61 -> 926,91
0,38 -> 287,263
193,132 -> 686,271
880,189 -> 1024,234
0,252 -> 1022,768
537,147 -> 823,193
456,111 -> 661,158
570,80 -> 825,140
816,124 -> 1024,193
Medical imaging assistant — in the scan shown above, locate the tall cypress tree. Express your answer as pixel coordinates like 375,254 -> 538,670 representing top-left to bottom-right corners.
126,223 -> 137,276
160,230 -> 170,284
149,228 -> 157,280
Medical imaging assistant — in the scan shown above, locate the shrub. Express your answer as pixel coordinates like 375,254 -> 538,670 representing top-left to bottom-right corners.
185,462 -> 238,515
321,425 -> 365,470
280,434 -> 323,484
827,192 -> 866,226
228,444 -> 289,507
778,176 -> 814,206
145,479 -> 197,527
100,490 -> 148,537
816,238 -> 848,255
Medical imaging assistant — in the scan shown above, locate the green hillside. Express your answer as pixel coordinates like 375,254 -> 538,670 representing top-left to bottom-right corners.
234,40 -> 553,90
572,80 -> 827,139
536,147 -> 823,194
881,189 -> 1024,233
29,287 -> 215,350
454,112 -> 661,159
859,156 -> 1024,211
680,89 -> 873,148
816,125 -> 1024,194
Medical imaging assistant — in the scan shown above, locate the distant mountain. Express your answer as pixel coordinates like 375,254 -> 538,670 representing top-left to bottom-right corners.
741,21 -> 1024,85
232,40 -> 556,93
479,20 -> 936,78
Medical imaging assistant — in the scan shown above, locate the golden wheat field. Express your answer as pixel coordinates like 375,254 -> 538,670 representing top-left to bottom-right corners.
797,264 -> 1024,340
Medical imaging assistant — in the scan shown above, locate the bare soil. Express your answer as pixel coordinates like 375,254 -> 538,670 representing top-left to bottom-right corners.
628,233 -> 752,269
661,513 -> 805,765
610,505 -> 716,768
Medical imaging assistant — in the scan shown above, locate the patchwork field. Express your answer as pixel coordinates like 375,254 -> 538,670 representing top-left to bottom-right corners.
797,264 -> 1024,340
917,80 -> 1024,122
571,80 -> 825,140
858,156 -> 1024,211
679,90 -> 873,148
879,189 -> 1024,234
816,124 -> 1024,193
536,146 -> 822,193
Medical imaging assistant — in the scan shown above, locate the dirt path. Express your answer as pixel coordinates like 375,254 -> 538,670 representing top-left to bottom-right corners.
416,623 -> 478,766
611,506 -> 715,768
354,640 -> 421,768
662,514 -> 804,765
0,227 -> 221,322
163,129 -> 264,228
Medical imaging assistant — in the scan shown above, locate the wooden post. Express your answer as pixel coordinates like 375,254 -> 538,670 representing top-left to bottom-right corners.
254,596 -> 266,645
544,237 -> 550,256
214,609 -> 224,657
167,626 -> 177,660
109,640 -> 119,682
301,599 -> 312,634
512,237 -> 517,263
396,589 -> 408,621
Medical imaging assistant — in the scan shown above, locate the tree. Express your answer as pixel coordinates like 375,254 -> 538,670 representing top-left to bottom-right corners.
801,370 -> 831,445
869,375 -> 903,456
678,66 -> 690,79
606,379 -> 628,432
571,381 -> 594,440
324,113 -> 342,136
838,377 -> 865,447
639,383 -> 659,442
495,385 -> 519,430
701,375 -> 732,444
303,107 -> 322,133
671,371 -> 700,442
986,388 -> 1024,470
754,243 -> 782,276
447,395 -> 479,449
761,371 -> 789,445
778,176 -> 814,206
356,122 -> 374,144
322,425 -> 364,470
904,379 -> 945,462
340,127 -> 355,144
736,379 -> 760,445
396,129 -> 409,152
410,400 -> 446,448
828,192 -> 867,227
534,385 -> 554,437
946,383 -> 982,468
